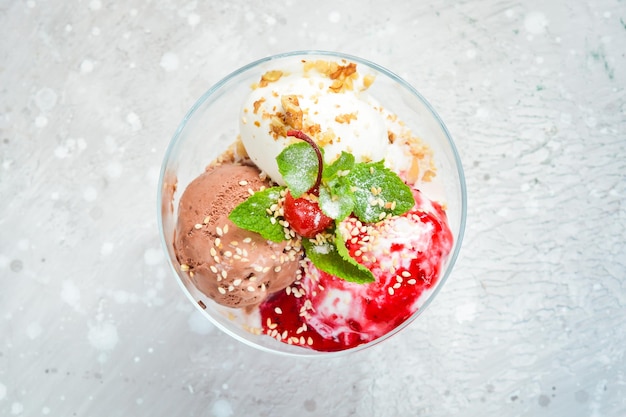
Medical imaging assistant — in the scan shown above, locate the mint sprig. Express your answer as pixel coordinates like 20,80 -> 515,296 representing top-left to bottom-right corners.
228,186 -> 287,242
278,145 -> 414,224
347,161 -> 415,223
229,130 -> 416,284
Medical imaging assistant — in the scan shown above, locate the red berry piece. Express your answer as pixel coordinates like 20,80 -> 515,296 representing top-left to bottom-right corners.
283,191 -> 334,238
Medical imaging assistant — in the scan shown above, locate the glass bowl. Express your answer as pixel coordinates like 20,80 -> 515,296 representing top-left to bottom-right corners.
157,50 -> 466,357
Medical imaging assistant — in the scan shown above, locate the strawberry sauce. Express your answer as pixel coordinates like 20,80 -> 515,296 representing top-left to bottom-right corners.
259,189 -> 454,352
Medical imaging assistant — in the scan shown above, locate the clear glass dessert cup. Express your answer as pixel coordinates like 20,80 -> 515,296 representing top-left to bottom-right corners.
157,50 -> 467,357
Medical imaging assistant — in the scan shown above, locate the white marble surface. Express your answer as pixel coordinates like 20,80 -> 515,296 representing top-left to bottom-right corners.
1,0 -> 625,415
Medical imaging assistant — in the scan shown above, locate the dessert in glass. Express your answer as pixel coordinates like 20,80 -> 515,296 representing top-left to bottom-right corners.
158,51 -> 466,356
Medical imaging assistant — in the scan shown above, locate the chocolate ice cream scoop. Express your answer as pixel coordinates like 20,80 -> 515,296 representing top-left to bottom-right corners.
174,163 -> 302,308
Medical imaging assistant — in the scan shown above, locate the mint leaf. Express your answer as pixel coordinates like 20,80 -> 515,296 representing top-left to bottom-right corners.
318,180 -> 354,221
301,229 -> 375,284
347,161 -> 415,223
276,142 -> 319,198
228,186 -> 287,243
323,151 -> 354,180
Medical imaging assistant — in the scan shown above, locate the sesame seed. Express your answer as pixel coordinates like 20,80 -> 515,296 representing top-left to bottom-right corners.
180,264 -> 190,272
197,300 -> 206,309
216,227 -> 223,236
388,287 -> 395,295
286,287 -> 291,295
221,270 -> 227,278
261,283 -> 267,291
249,276 -> 258,282
203,216 -> 211,224
393,282 -> 401,289
281,330 -> 288,340
247,286 -> 255,292
401,271 -> 411,277
300,336 -> 306,345
274,307 -> 283,314
233,279 -> 242,286
194,223 -> 203,229
215,238 -> 221,247
230,241 -> 239,246
239,180 -> 248,186
228,285 -> 234,292
407,279 -> 417,285
218,287 -> 226,294
210,248 -> 217,257
224,251 -> 232,257
396,276 -> 403,283
223,224 -> 229,234
210,265 -> 218,273
243,237 -> 252,243
274,266 -> 282,272
248,188 -> 255,195
307,337 -> 313,346
378,212 -> 386,220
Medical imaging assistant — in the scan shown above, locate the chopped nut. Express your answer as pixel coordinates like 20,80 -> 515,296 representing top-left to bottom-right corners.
253,97 -> 265,114
335,113 -> 357,124
259,70 -> 283,87
269,115 -> 287,139
280,95 -> 303,130
363,74 -> 375,89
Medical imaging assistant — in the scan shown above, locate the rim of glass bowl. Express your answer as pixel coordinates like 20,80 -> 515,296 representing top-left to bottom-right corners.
157,50 -> 467,357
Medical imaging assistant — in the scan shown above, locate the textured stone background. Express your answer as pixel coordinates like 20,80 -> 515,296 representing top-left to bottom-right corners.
1,0 -> 625,416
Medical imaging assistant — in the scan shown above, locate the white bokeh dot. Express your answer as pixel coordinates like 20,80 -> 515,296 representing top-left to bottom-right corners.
126,112 -> 142,131
329,11 -> 341,23
83,186 -> 98,202
80,59 -> 94,73
524,12 -> 548,35
35,115 -> 48,127
11,402 -> 24,415
143,248 -> 163,266
211,399 -> 234,417
187,13 -> 200,27
105,161 -> 123,178
100,242 -> 114,256
160,52 -> 179,72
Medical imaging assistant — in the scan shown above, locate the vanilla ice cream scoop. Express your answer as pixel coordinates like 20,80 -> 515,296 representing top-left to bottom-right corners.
239,62 -> 390,185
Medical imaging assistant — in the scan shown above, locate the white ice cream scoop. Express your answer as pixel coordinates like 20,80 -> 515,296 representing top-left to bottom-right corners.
239,70 -> 390,185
